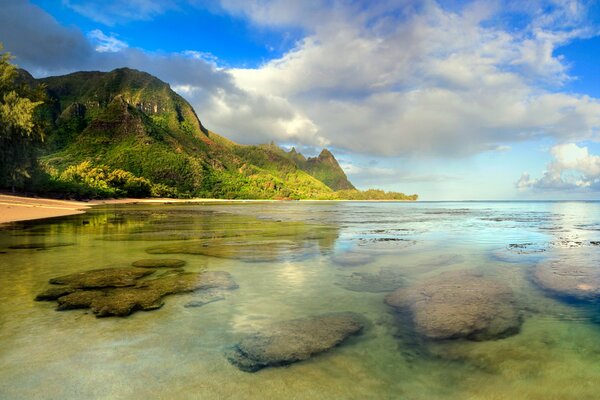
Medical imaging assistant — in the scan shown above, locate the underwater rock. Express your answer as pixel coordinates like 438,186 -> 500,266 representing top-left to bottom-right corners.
336,269 -> 405,293
146,239 -> 311,262
8,242 -> 74,250
184,289 -> 226,308
533,260 -> 600,301
39,271 -> 238,317
48,267 -> 155,288
131,258 -> 187,268
331,251 -> 374,267
385,270 -> 521,341
227,312 -> 364,372
34,286 -> 77,301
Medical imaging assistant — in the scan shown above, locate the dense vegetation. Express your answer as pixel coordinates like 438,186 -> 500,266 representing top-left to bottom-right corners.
0,46 -> 417,201
0,45 -> 45,192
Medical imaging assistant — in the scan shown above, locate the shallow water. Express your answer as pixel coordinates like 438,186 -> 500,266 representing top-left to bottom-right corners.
1,201 -> 600,399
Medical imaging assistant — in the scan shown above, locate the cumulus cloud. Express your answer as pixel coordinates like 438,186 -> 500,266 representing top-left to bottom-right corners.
517,143 -> 600,191
1,0 -> 600,159
227,0 -> 600,156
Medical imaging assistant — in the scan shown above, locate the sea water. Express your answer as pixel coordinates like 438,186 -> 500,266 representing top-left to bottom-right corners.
0,201 -> 599,399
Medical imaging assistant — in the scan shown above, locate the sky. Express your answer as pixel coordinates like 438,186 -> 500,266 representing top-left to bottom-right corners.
1,0 -> 599,200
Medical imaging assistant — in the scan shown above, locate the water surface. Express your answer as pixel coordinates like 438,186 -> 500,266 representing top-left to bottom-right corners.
1,201 -> 600,399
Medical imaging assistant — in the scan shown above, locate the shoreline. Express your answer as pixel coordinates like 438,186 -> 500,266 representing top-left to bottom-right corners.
0,194 -> 416,225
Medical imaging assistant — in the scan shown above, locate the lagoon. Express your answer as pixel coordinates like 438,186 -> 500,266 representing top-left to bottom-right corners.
1,201 -> 600,399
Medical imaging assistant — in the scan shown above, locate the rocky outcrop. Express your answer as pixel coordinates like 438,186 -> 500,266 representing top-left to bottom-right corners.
385,270 -> 521,341
227,312 -> 364,372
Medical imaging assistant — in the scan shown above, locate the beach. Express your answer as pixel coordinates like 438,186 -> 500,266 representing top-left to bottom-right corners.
0,194 -> 92,224
0,194 -> 296,224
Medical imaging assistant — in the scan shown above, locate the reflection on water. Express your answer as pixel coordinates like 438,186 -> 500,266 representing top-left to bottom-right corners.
1,201 -> 600,399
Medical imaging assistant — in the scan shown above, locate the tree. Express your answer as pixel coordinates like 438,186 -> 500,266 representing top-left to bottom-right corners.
0,43 -> 45,192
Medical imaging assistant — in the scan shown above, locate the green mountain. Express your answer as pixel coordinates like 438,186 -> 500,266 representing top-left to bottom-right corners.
29,67 -> 415,200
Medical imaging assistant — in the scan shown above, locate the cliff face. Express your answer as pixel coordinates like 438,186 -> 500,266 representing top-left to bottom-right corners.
35,67 -> 355,198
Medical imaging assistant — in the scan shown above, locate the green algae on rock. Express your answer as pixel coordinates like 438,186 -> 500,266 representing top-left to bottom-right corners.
37,271 -> 238,317
131,259 -> 187,268
48,267 -> 155,288
227,312 -> 364,372
385,270 -> 522,341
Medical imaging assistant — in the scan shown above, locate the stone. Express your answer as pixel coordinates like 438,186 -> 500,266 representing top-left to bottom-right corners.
227,312 -> 364,372
48,267 -> 154,288
385,270 -> 521,341
336,269 -> 405,293
34,286 -> 77,301
533,259 -> 600,301
39,271 -> 238,317
131,258 -> 187,268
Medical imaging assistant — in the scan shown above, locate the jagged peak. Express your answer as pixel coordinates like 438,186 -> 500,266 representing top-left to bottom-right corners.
318,148 -> 335,159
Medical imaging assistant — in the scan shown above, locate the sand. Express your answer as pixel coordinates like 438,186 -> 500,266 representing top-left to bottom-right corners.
0,194 -> 92,224
0,194 -> 287,224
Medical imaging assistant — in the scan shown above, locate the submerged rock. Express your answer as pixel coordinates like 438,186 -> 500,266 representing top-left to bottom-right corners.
227,312 -> 364,372
337,269 -> 405,293
184,289 -> 226,308
533,260 -> 600,301
145,239 -> 309,262
131,258 -> 187,268
49,267 -> 154,288
37,270 -> 238,317
385,270 -> 521,341
34,285 -> 77,301
331,251 -> 374,267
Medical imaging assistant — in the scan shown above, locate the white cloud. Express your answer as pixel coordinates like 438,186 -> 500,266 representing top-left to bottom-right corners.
225,0 -> 600,156
517,143 -> 600,191
3,0 -> 600,161
88,29 -> 128,52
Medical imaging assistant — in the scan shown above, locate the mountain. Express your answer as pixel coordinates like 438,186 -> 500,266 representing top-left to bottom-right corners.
31,67 -> 415,200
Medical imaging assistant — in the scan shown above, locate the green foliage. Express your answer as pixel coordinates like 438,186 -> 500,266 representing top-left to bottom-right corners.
44,161 -> 154,198
328,189 -> 418,201
0,44 -> 45,191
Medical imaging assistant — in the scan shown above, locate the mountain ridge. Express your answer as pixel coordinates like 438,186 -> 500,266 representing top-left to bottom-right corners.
29,67 -> 415,200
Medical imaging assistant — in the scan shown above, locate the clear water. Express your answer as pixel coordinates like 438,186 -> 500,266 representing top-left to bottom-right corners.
1,201 -> 600,399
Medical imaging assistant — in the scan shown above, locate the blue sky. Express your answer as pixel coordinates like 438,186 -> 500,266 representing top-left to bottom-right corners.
2,0 -> 600,200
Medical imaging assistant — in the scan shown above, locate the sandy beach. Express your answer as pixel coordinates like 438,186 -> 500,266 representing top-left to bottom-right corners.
0,194 -> 93,224
0,194 -> 287,224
